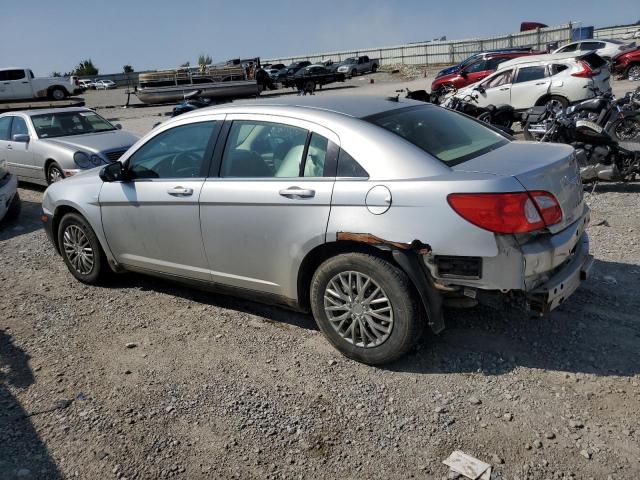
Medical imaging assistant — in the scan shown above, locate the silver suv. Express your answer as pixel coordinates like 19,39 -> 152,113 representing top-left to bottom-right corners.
42,97 -> 592,364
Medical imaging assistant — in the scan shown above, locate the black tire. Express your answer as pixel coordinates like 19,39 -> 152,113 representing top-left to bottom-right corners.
371,64 -> 378,73
492,112 -> 514,129
541,95 -> 568,111
2,192 -> 21,223
351,69 -> 357,78
477,111 -> 492,124
612,117 -> 640,142
304,80 -> 316,92
625,63 -> 640,80
310,253 -> 423,365
57,213 -> 108,284
49,87 -> 67,101
46,162 -> 64,185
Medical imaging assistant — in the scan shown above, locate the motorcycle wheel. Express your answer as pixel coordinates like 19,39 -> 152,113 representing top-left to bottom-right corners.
491,112 -> 513,129
613,117 -> 640,142
477,112 -> 492,124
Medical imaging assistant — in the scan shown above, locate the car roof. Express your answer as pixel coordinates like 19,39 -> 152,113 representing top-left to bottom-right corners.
499,51 -> 585,68
0,107 -> 92,117
182,95 -> 426,121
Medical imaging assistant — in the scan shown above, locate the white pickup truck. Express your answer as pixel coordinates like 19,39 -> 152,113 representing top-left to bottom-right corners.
0,68 -> 82,102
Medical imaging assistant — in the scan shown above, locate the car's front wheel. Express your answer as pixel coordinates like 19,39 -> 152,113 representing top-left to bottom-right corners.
46,162 -> 65,185
310,253 -> 423,365
58,213 -> 108,284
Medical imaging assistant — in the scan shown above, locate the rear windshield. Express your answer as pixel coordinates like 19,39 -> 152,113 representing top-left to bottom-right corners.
582,52 -> 607,69
366,105 -> 509,165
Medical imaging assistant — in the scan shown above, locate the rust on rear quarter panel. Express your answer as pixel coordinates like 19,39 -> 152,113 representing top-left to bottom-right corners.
337,232 -> 431,254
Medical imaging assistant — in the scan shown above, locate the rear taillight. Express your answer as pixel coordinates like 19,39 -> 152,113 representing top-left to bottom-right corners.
571,60 -> 597,78
447,191 -> 562,234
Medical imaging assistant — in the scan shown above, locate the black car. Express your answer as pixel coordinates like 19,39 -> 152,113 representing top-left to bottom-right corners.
282,65 -> 346,91
274,61 -> 312,82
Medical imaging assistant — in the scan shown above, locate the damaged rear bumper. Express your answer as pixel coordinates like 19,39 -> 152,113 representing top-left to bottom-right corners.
526,232 -> 593,314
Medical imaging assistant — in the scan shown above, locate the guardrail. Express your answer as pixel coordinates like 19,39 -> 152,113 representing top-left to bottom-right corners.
264,23 -> 574,67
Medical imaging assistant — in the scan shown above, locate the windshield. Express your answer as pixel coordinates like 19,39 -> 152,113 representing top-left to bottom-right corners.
31,111 -> 116,138
343,58 -> 357,64
367,105 -> 509,165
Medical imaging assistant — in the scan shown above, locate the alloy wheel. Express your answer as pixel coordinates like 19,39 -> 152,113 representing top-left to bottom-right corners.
62,225 -> 94,275
48,166 -> 63,184
323,271 -> 394,348
615,118 -> 640,141
628,65 -> 640,80
544,98 -> 565,113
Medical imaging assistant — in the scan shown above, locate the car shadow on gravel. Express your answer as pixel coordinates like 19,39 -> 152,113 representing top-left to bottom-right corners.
0,199 -> 44,242
103,273 -> 319,331
388,258 -> 640,378
0,330 -> 61,479
585,181 -> 640,194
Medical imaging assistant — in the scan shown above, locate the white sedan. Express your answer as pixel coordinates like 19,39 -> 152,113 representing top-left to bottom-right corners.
553,39 -> 635,61
95,80 -> 117,90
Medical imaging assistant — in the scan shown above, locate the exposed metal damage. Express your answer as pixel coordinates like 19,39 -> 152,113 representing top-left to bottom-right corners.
337,231 -> 444,334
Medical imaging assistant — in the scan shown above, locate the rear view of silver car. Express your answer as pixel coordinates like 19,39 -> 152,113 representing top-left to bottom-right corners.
41,97 -> 592,364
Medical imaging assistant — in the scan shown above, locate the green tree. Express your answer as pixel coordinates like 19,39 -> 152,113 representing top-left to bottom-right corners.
122,65 -> 134,74
197,54 -> 213,67
74,59 -> 99,76
51,71 -> 62,77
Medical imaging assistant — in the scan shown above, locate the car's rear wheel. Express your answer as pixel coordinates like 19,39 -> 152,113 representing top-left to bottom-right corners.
304,80 -> 316,92
371,64 -> 378,73
47,162 -> 64,185
58,213 -> 108,284
49,87 -> 67,100
310,253 -> 422,365
351,69 -> 357,78
542,95 -> 568,112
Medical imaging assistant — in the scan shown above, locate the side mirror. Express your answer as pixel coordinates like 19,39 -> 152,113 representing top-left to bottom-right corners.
475,85 -> 485,94
12,134 -> 30,143
459,70 -> 467,78
114,123 -> 122,130
99,162 -> 124,182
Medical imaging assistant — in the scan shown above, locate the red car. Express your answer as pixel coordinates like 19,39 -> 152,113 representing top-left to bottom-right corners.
611,46 -> 640,79
431,51 -> 537,93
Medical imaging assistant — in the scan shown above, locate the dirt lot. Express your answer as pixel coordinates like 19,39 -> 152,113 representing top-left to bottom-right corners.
1,75 -> 640,480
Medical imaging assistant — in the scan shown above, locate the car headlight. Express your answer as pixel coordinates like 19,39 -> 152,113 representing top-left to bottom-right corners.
90,154 -> 103,166
73,152 -> 91,168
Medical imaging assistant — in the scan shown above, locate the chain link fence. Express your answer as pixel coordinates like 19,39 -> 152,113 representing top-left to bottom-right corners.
264,23 -> 575,67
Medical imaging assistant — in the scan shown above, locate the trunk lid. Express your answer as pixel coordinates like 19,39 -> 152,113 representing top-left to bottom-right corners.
579,52 -> 611,93
452,141 -> 584,232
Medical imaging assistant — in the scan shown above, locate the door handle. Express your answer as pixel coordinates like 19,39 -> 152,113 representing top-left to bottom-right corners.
499,87 -> 510,91
167,186 -> 193,196
278,187 -> 315,198
535,82 -> 549,86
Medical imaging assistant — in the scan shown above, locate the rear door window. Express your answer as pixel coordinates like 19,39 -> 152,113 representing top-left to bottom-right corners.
367,105 -> 508,166
580,41 -> 604,51
550,64 -> 569,75
7,69 -> 26,81
558,43 -> 578,52
514,66 -> 547,83
481,69 -> 513,88
463,60 -> 489,73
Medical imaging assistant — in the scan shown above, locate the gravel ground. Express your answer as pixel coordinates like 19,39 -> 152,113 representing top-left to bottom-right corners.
1,75 -> 639,480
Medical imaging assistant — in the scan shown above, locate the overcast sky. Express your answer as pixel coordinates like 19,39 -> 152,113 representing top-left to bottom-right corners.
1,0 -> 637,76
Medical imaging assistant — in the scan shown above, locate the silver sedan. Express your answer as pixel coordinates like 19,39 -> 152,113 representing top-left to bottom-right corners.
41,96 -> 592,364
0,107 -> 139,185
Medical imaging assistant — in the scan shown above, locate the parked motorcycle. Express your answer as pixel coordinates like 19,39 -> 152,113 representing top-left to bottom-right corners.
522,100 -> 640,182
171,90 -> 211,117
404,87 -> 516,132
524,87 -> 640,143
442,88 -> 517,131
